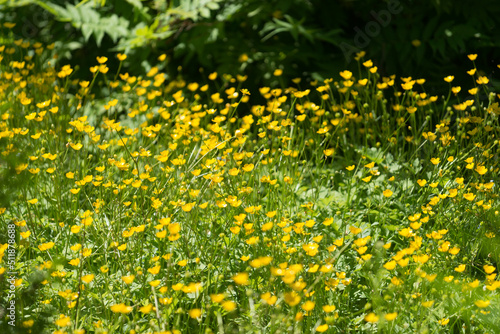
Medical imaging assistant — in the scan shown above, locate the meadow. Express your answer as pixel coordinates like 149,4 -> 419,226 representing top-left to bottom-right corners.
0,37 -> 500,334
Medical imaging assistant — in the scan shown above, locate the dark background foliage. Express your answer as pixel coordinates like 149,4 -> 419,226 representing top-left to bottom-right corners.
1,0 -> 500,94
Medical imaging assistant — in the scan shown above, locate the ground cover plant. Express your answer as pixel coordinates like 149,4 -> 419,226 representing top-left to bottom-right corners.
1,33 -> 500,333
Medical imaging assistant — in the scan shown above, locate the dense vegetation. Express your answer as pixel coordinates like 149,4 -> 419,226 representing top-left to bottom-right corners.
1,1 -> 500,333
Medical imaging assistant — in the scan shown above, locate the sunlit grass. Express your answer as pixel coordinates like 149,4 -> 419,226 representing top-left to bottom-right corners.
0,39 -> 499,334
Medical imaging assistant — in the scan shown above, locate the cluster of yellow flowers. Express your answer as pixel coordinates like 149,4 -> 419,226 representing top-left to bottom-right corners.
0,28 -> 499,333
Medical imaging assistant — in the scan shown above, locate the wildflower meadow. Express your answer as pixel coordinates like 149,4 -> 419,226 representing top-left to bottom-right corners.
1,27 -> 500,334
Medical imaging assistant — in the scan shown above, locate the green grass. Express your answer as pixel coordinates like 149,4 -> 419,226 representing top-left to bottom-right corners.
0,44 -> 500,334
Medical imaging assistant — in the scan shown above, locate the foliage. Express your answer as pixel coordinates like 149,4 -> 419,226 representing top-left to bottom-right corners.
1,0 -> 500,93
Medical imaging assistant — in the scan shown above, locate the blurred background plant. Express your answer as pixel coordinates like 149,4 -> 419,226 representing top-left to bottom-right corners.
1,0 -> 500,94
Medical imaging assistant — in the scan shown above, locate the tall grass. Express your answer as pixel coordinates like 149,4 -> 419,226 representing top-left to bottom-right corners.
0,40 -> 499,333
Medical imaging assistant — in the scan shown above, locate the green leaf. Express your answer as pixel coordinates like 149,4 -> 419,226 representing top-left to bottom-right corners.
206,1 -> 219,10
199,6 -> 210,18
124,0 -> 143,9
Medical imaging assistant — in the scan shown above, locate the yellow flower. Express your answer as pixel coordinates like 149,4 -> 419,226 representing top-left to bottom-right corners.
139,304 -> 153,314
38,242 -> 55,251
148,265 -> 161,275
430,157 -> 440,165
444,75 -> 454,83
475,165 -> 487,175
208,72 -> 217,80
417,179 -> 427,187
70,143 -> 83,150
438,318 -> 450,325
474,300 -> 490,308
15,163 -> 28,174
96,56 -> 108,64
71,225 -> 81,234
443,275 -> 454,283
363,59 -> 373,67
364,161 -> 375,168
301,300 -> 315,311
284,291 -> 301,306
156,230 -> 167,238
22,319 -> 34,328
484,265 -> 496,274
246,236 -> 259,245
110,303 -> 132,313
463,193 -> 476,201
210,294 -> 225,303
339,70 -> 352,80
182,202 -> 195,212
383,189 -> 393,197
385,312 -> 398,321
323,148 -> 334,156
121,275 -> 135,284
27,198 -> 38,204
477,76 -> 489,85
69,258 -> 80,266
221,300 -> 236,311
81,274 -> 95,283
240,255 -> 250,261
55,314 -> 71,327
349,226 -> 362,235
322,305 -> 336,313
20,231 -> 31,239
364,313 -> 379,323
188,308 -> 202,319
401,81 -> 414,90
454,264 -> 466,273
421,300 -> 434,308
302,243 -> 319,256
383,261 -> 397,270
232,272 -> 249,285
316,324 -> 329,332
149,280 -> 161,287
249,256 -> 273,268
168,223 -> 181,234
407,106 -> 417,114
242,164 -> 254,172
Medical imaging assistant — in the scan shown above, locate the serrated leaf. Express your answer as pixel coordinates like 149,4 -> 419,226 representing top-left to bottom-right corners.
81,23 -> 93,42
125,0 -> 143,9
33,0 -> 69,20
66,3 -> 81,22
199,6 -> 211,18
206,1 -> 219,10
94,27 -> 105,46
